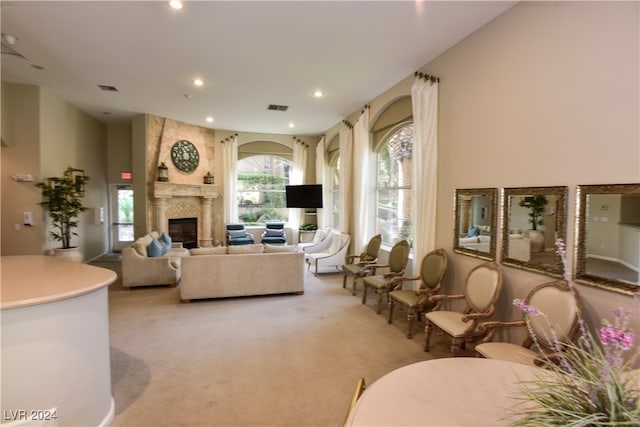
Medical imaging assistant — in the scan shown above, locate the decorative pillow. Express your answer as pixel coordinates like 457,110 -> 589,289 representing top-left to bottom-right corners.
131,241 -> 148,257
264,244 -> 298,253
228,230 -> 248,238
328,236 -> 342,253
312,229 -> 326,243
147,239 -> 164,257
190,246 -> 228,255
467,226 -> 479,237
265,229 -> 285,237
227,244 -> 264,254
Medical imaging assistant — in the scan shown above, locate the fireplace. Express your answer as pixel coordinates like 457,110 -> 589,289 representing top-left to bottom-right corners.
169,217 -> 198,249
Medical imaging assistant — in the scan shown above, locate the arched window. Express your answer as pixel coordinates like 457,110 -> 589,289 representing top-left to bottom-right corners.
376,123 -> 414,246
237,154 -> 291,224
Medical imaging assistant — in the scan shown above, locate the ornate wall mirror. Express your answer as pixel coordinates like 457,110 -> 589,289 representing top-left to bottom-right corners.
501,186 -> 567,278
575,183 -> 640,295
453,188 -> 498,261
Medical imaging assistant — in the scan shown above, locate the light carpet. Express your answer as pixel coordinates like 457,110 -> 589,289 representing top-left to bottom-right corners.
98,258 -> 467,427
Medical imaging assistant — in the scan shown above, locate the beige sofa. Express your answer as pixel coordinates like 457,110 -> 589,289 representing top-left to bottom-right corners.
179,244 -> 305,302
122,231 -> 190,289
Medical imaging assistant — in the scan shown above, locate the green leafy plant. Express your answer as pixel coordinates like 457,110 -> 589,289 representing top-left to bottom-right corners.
510,239 -> 639,426
299,223 -> 318,231
35,167 -> 89,249
519,195 -> 548,230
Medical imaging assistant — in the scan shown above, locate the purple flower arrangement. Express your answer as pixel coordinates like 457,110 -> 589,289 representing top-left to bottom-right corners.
511,239 -> 639,426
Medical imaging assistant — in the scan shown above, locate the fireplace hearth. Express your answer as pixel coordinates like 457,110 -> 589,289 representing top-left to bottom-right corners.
169,218 -> 198,249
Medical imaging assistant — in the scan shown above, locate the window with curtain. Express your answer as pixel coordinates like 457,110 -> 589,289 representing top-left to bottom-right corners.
237,155 -> 291,224
376,123 -> 414,247
329,154 -> 341,229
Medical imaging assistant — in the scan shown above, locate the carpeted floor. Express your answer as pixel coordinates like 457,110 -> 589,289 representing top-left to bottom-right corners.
92,255 -> 469,427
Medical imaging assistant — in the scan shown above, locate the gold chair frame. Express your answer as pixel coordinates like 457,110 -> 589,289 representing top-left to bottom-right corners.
342,234 -> 382,295
475,280 -> 581,366
387,248 -> 448,338
424,261 -> 503,355
361,240 -> 410,314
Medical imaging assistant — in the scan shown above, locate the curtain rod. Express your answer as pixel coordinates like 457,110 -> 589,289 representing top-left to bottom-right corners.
414,71 -> 440,83
219,133 -> 239,143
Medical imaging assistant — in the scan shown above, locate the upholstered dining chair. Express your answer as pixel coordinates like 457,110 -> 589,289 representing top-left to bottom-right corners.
361,240 -> 410,314
261,222 -> 287,245
424,262 -> 503,356
475,280 -> 581,366
342,234 -> 382,295
387,248 -> 448,338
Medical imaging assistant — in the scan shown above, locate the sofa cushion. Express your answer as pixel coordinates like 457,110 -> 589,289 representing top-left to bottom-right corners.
264,228 -> 285,237
227,244 -> 264,254
228,230 -> 248,238
190,246 -> 227,255
264,244 -> 298,253
147,239 -> 164,257
131,241 -> 148,257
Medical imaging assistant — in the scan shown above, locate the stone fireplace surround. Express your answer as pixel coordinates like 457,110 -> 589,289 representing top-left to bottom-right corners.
152,182 -> 221,248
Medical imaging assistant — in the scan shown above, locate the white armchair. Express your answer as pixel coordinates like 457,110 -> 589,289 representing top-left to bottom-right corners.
299,228 -> 331,251
305,231 -> 351,274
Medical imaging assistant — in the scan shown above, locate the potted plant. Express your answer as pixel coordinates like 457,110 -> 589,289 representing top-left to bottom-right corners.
35,167 -> 89,262
519,195 -> 548,252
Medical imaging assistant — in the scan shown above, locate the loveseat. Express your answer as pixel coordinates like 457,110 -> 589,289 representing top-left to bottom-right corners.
122,231 -> 190,289
179,244 -> 305,302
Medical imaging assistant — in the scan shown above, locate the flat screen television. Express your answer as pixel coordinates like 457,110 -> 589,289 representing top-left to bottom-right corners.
285,184 -> 323,208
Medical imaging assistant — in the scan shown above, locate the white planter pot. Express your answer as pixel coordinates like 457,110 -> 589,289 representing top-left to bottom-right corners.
528,230 -> 545,253
53,247 -> 83,263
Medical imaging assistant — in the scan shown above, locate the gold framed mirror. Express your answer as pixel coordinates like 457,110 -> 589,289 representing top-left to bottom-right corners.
453,188 -> 498,261
575,183 -> 640,295
501,186 -> 568,278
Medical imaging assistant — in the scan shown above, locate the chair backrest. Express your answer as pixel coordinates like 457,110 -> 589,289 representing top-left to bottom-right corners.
227,223 -> 245,231
388,240 -> 410,274
364,234 -> 382,259
420,248 -> 448,290
265,222 -> 284,230
312,228 -> 326,243
525,280 -> 580,350
464,262 -> 502,313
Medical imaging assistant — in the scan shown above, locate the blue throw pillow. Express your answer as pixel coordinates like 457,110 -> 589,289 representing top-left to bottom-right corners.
160,232 -> 172,253
467,226 -> 479,238
265,229 -> 285,237
147,239 -> 164,257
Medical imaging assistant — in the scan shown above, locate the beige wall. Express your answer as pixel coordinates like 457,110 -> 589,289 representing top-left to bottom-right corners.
333,1 -> 639,358
1,83 -> 109,260
106,123 -> 132,183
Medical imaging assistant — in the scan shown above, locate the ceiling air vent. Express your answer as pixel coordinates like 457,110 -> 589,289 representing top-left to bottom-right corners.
267,104 -> 288,111
1,41 -> 27,60
98,85 -> 119,92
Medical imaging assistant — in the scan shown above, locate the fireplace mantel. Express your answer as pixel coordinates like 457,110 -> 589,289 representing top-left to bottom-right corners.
153,182 -> 221,198
152,182 -> 221,248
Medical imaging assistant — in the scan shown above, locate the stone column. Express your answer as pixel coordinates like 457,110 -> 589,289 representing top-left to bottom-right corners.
199,197 -> 214,247
152,197 -> 169,233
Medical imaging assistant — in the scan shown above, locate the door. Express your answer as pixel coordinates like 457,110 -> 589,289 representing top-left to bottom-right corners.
110,184 -> 134,252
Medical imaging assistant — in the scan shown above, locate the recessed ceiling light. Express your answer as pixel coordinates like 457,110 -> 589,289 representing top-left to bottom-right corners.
313,90 -> 324,98
206,116 -> 214,123
169,0 -> 183,10
288,123 -> 295,128
193,78 -> 203,87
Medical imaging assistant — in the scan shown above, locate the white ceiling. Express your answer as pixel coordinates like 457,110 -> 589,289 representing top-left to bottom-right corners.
1,1 -> 515,135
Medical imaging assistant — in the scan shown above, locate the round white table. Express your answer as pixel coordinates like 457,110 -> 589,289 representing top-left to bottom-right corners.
347,357 -> 544,426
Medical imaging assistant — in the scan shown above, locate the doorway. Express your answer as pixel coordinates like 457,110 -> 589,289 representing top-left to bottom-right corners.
110,184 -> 134,252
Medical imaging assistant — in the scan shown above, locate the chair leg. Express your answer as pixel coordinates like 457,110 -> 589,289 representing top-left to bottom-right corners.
451,338 -> 463,356
351,277 -> 358,296
387,300 -> 394,324
342,273 -> 348,288
406,310 -> 415,339
376,291 -> 384,314
424,320 -> 433,351
362,284 -> 368,304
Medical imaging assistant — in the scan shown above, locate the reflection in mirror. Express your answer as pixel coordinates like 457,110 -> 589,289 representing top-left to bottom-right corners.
454,188 -> 498,261
502,186 -> 567,278
575,183 -> 640,295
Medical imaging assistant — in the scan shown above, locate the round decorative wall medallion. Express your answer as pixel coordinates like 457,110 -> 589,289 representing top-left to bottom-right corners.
170,140 -> 199,173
